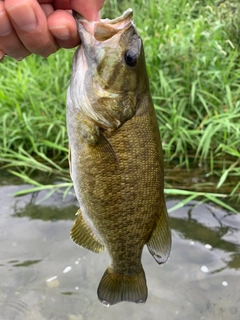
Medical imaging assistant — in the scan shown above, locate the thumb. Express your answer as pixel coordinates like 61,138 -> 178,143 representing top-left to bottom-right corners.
69,0 -> 105,21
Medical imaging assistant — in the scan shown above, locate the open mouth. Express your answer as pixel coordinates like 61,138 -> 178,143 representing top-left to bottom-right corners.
74,8 -> 133,41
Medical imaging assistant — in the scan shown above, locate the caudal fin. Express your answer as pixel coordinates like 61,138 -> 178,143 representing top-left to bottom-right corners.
97,267 -> 147,306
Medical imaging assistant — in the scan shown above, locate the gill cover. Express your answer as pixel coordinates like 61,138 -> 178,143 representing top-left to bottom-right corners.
67,9 -> 143,138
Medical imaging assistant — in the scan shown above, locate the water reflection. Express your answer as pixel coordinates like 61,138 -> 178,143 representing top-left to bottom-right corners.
12,260 -> 42,267
170,216 -> 239,261
13,202 -> 77,221
228,253 -> 240,270
11,186 -> 77,221
11,191 -> 240,273
0,184 -> 240,320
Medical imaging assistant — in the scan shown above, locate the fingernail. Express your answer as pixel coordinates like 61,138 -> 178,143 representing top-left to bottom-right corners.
8,4 -> 37,31
50,26 -> 70,40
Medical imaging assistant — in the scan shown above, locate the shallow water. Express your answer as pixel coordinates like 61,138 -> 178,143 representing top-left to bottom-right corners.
0,178 -> 239,320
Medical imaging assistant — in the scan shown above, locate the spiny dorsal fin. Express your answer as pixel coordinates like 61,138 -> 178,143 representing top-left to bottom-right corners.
70,209 -> 105,253
97,266 -> 147,306
147,205 -> 171,264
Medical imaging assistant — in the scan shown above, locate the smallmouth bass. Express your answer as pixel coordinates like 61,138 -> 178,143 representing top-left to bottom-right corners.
66,8 -> 171,306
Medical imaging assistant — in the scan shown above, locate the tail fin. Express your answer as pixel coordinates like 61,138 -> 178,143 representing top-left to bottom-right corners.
97,267 -> 147,306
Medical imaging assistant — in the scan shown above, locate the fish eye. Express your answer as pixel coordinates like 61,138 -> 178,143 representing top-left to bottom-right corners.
124,49 -> 138,67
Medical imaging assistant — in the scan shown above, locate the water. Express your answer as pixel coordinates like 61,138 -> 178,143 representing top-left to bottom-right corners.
0,178 -> 239,320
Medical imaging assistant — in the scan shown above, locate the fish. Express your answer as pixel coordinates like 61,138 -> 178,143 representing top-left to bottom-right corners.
66,8 -> 171,306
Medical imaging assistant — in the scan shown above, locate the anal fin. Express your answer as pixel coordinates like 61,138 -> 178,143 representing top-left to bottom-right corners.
147,205 -> 171,264
70,209 -> 105,253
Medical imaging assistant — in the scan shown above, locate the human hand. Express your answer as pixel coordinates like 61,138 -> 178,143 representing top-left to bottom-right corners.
0,0 -> 105,60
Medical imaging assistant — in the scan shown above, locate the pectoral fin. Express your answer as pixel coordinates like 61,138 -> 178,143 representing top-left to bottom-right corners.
147,205 -> 171,264
71,209 -> 105,253
93,130 -> 118,163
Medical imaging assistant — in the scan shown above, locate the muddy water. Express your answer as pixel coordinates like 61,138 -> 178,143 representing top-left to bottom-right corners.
0,178 -> 239,320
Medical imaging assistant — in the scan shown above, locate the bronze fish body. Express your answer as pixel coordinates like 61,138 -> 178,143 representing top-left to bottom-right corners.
66,8 -> 171,306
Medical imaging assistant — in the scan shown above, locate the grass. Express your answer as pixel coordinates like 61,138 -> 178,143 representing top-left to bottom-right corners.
0,0 -> 239,212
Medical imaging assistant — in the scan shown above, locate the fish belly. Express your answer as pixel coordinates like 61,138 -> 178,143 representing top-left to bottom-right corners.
73,98 -> 164,269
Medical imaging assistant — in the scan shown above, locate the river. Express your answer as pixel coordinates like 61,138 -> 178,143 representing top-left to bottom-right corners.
0,176 -> 239,320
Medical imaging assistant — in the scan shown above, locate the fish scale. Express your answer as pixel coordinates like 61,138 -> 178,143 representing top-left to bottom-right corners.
67,8 -> 171,306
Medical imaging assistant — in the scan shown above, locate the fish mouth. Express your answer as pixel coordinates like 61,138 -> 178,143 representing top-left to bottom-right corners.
74,8 -> 133,43
70,9 -> 138,130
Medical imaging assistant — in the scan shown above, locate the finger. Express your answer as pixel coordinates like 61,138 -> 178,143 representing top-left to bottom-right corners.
37,0 -> 53,3
70,0 -> 105,21
52,0 -> 70,10
4,0 -> 58,57
40,3 -> 54,17
0,49 -> 5,60
48,9 -> 79,49
0,1 -> 30,59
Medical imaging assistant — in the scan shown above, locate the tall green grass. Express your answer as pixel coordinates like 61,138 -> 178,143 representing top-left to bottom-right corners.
0,51 -> 72,176
0,0 -> 239,211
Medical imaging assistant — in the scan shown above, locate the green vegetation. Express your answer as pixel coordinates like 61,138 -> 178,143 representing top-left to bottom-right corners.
0,0 -> 239,212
